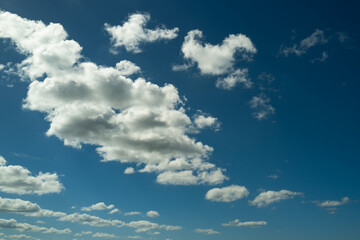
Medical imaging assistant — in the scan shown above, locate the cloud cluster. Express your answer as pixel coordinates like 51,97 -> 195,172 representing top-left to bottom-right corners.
222,219 -> 267,227
105,13 -> 178,53
0,10 -> 227,186
0,156 -> 63,195
0,218 -> 71,234
205,185 -> 249,202
178,29 -> 256,90
249,190 -> 302,207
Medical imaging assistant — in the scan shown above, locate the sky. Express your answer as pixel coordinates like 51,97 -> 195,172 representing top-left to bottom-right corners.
0,0 -> 359,239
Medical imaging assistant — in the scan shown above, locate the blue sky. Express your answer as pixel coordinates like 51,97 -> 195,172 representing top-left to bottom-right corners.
0,0 -> 359,239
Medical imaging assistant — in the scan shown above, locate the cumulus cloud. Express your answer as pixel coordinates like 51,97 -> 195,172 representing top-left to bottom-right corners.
222,219 -> 267,227
280,29 -> 327,56
216,69 -> 252,90
109,208 -> 120,214
0,10 -> 227,186
81,202 -> 115,212
194,228 -> 220,234
316,197 -> 349,207
105,13 -> 178,53
58,213 -> 124,227
0,218 -> 71,234
193,113 -> 220,130
115,60 -> 141,75
92,232 -> 117,238
146,210 -> 159,218
156,169 -> 228,185
124,167 -> 135,174
205,185 -> 249,202
0,197 -> 40,213
249,190 -> 303,207
0,156 -> 63,195
181,30 -> 256,75
124,211 -> 141,216
126,220 -> 181,233
249,94 -> 275,120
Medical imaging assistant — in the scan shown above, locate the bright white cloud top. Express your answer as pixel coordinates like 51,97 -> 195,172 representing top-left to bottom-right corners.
249,190 -> 303,207
316,197 -> 349,207
0,156 -> 63,195
81,202 -> 115,212
0,197 -> 41,213
0,10 -> 227,186
181,30 -> 256,75
146,210 -> 160,218
0,218 -> 71,234
205,185 -> 249,202
105,13 -> 179,53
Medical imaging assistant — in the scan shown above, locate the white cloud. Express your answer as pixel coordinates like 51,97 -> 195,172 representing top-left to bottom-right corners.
222,219 -> 267,227
194,228 -> 220,234
280,29 -> 327,56
74,231 -> 92,236
0,197 -> 40,213
181,29 -> 256,75
0,218 -> 71,234
105,13 -> 178,53
0,156 -> 63,195
316,197 -> 349,207
249,190 -> 303,207
146,211 -> 159,218
115,60 -> 141,76
109,208 -> 120,214
216,69 -> 252,90
156,169 -> 228,185
249,94 -> 275,120
0,64 -> 5,71
58,213 -> 124,227
81,202 -> 115,212
92,232 -> 117,238
205,185 -> 249,202
310,51 -> 328,63
0,10 -> 227,186
124,211 -> 141,216
194,114 -> 220,130
124,167 -> 135,175
126,220 -> 181,233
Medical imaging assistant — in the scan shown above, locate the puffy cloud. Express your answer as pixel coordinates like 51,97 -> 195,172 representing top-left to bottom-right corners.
181,30 -> 256,75
92,232 -> 117,238
124,211 -> 141,216
0,197 -> 40,213
249,94 -> 275,120
146,210 -> 159,218
124,167 -> 135,174
0,218 -> 71,234
193,114 -> 220,130
74,231 -> 92,236
115,60 -> 141,76
249,190 -> 303,207
205,185 -> 249,202
156,169 -> 228,185
105,13 -> 178,53
280,29 -> 327,56
216,69 -> 252,90
0,10 -> 227,186
315,197 -> 349,208
194,228 -> 220,234
222,219 -> 267,227
58,213 -> 124,227
81,202 -> 115,212
0,156 -> 63,195
109,208 -> 120,214
126,220 -> 181,233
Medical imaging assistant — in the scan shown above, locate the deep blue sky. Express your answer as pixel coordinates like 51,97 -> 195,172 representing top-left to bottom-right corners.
0,0 -> 359,239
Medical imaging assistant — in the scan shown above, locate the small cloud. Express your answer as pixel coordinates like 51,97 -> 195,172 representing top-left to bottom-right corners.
222,219 -> 267,228
194,228 -> 220,234
268,174 -> 279,179
124,211 -> 141,216
249,190 -> 303,207
109,208 -> 120,214
216,69 -> 252,90
310,51 -> 328,63
81,202 -> 114,212
146,210 -> 160,218
205,185 -> 249,202
249,94 -> 275,120
124,167 -> 135,175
